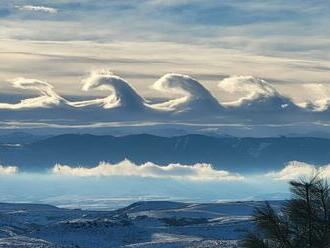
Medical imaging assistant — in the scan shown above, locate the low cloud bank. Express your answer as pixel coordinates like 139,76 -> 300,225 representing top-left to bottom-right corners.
2,160 -> 330,181
267,161 -> 330,180
0,165 -> 18,175
52,160 -> 243,181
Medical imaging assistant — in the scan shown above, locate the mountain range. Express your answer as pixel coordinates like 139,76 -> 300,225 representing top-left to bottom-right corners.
1,134 -> 330,172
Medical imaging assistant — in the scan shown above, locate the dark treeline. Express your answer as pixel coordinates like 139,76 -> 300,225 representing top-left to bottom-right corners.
242,175 -> 330,248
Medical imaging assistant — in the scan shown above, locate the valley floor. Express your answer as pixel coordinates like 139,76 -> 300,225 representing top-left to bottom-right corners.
0,201 -> 282,248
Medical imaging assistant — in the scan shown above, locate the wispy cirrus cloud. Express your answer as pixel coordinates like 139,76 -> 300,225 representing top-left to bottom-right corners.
16,5 -> 58,14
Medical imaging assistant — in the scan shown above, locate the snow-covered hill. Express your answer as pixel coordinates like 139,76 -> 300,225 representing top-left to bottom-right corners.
0,201 -> 282,248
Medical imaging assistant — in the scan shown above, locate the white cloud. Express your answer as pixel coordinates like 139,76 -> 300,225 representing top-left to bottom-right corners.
217,75 -> 301,113
151,73 -> 221,112
52,160 -> 244,181
77,70 -> 146,110
76,71 -> 223,115
12,78 -> 54,93
267,161 -> 330,181
0,78 -> 66,109
0,36 -> 329,102
0,165 -> 18,175
218,76 -> 280,105
300,84 -> 330,111
16,5 -> 58,14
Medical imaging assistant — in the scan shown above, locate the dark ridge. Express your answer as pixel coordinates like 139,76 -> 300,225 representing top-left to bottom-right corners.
1,134 -> 330,173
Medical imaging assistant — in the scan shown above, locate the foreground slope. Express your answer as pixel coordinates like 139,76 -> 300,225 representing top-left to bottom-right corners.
0,201 -> 282,248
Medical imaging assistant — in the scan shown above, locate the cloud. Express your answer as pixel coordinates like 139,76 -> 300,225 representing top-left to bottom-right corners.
16,5 -> 58,14
0,0 -> 328,68
0,165 -> 18,175
300,84 -> 330,111
0,72 -> 328,125
52,160 -> 243,181
151,73 -> 221,113
218,76 -> 298,112
0,78 -> 67,109
76,70 -> 147,110
12,78 -> 55,95
267,161 -> 330,180
219,76 -> 279,104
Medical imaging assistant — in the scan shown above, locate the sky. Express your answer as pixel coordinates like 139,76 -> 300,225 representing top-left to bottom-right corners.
1,1 -> 330,206
0,0 -> 330,103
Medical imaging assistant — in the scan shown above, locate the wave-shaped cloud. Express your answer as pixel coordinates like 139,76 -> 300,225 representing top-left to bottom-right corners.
267,161 -> 330,180
52,160 -> 243,181
74,70 -> 148,111
152,73 -> 222,114
0,78 -> 68,110
300,84 -> 330,112
218,76 -> 298,112
1,71 -> 329,125
0,165 -> 18,175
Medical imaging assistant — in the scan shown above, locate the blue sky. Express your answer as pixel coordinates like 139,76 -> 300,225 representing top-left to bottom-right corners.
0,0 -> 329,102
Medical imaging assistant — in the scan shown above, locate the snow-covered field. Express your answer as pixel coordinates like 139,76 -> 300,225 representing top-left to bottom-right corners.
0,201 -> 282,248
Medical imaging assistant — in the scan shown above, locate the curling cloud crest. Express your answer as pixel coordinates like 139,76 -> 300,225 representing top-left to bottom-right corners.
52,160 -> 243,181
219,76 -> 278,99
1,71 -> 330,124
76,70 -> 147,110
0,78 -> 67,109
152,73 -> 221,113
301,84 -> 330,111
267,161 -> 330,181
218,76 -> 296,111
